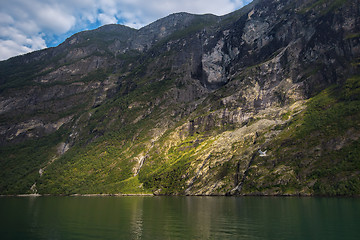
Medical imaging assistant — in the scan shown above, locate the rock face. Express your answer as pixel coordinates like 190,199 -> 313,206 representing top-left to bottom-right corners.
0,0 -> 360,196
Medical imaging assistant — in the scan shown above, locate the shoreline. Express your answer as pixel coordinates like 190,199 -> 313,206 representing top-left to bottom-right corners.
0,193 -> 154,197
70,193 -> 154,197
1,193 -> 359,198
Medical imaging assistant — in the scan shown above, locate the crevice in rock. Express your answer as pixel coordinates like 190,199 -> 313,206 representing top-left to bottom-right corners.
228,151 -> 258,195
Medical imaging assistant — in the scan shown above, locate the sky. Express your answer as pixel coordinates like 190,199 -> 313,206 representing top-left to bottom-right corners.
0,0 -> 253,61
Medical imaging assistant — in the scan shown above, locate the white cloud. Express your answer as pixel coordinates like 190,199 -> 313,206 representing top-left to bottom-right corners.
0,13 -> 15,24
0,0 -> 252,61
0,35 -> 46,61
99,13 -> 118,25
37,6 -> 76,34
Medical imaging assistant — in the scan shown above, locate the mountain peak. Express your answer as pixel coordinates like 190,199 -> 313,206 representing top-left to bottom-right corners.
1,0 -> 359,196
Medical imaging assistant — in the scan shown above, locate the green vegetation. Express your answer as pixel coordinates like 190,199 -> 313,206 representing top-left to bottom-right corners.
164,15 -> 218,42
0,58 -> 47,92
300,0 -> 348,15
0,129 -> 68,194
345,32 -> 360,40
299,77 -> 360,138
261,76 -> 360,196
5,75 -> 359,196
37,141 -> 137,194
79,69 -> 110,83
311,139 -> 360,195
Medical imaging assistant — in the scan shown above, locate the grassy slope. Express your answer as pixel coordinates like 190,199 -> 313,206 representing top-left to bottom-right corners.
302,76 -> 360,195
0,129 -> 68,194
2,58 -> 359,196
242,76 -> 360,196
35,57 -> 176,194
31,75 -> 360,196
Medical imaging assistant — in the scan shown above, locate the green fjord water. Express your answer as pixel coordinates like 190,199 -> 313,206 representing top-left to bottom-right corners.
1,196 -> 359,240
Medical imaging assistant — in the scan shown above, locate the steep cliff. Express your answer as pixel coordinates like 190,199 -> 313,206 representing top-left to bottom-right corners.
1,0 -> 359,196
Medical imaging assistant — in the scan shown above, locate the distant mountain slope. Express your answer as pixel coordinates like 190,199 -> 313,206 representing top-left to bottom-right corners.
0,0 -> 359,196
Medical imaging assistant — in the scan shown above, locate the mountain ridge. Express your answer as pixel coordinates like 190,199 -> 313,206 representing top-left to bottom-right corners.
0,0 -> 359,196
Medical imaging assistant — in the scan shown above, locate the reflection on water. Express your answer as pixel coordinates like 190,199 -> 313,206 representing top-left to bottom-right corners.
1,196 -> 360,240
130,196 -> 143,240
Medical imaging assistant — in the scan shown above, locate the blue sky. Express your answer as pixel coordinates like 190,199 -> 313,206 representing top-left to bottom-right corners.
0,0 -> 252,61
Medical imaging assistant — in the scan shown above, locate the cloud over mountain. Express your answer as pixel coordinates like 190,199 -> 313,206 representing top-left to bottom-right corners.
0,0 -> 252,61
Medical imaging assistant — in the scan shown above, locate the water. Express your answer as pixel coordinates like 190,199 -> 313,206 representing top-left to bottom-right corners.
1,196 -> 359,240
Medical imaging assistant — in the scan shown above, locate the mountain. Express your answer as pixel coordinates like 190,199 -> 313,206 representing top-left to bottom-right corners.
1,0 -> 359,196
